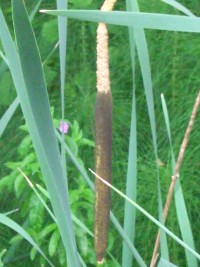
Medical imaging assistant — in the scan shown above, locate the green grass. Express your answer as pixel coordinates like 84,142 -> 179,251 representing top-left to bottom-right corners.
0,0 -> 200,266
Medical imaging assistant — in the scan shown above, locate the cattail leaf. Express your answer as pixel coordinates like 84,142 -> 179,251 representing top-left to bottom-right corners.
0,213 -> 54,267
56,0 -> 67,175
122,0 -> 137,265
0,1 -> 80,266
0,97 -> 19,137
157,257 -> 178,267
161,94 -> 198,267
40,9 -> 200,33
91,169 -> 200,262
161,0 -> 195,17
56,132 -> 147,266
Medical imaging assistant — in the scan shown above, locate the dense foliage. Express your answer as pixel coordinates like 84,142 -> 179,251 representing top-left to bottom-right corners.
0,0 -> 200,266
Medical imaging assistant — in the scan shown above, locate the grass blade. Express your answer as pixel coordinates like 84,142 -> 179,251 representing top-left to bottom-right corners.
12,0 -> 80,263
0,97 -> 19,137
36,182 -> 93,237
161,94 -> 198,267
56,131 -> 147,266
29,0 -> 43,21
130,1 -> 168,263
18,168 -> 57,222
36,179 -> 121,266
0,213 -> 54,266
19,168 -> 89,267
157,257 -> 178,267
0,41 -> 58,140
0,1 -> 45,138
0,1 -> 80,265
110,213 -> 147,267
0,50 -> 9,66
56,0 -> 67,93
56,0 -> 67,175
161,0 -> 195,17
122,0 -> 138,266
40,10 -> 200,32
90,169 -> 200,261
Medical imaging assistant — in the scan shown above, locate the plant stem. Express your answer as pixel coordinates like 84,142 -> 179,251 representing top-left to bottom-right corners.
150,91 -> 200,267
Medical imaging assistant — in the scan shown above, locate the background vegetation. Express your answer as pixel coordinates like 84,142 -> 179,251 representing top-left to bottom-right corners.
0,0 -> 200,266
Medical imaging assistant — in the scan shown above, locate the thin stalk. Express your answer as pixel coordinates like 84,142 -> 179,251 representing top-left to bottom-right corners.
150,91 -> 200,267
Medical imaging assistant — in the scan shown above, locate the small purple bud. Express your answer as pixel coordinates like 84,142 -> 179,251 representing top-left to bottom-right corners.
59,121 -> 69,134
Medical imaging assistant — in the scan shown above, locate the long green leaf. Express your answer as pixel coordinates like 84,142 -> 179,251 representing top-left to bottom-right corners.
40,10 -> 200,32
20,169 -> 89,267
36,182 -> 93,237
0,50 -> 9,66
0,1 -> 80,266
161,0 -> 195,17
161,94 -> 198,267
11,1 -> 80,266
56,0 -> 67,94
0,249 -> 6,267
56,131 -> 147,266
134,0 -> 170,261
56,0 -> 67,177
90,169 -> 200,261
157,257 -> 178,267
122,1 -> 138,266
0,213 -> 54,266
0,1 -> 46,138
0,41 -> 59,140
128,1 -> 169,263
0,97 -> 19,137
36,181 -> 121,266
29,0 -> 43,21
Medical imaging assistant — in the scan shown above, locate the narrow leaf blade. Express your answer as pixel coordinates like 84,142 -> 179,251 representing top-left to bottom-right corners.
0,213 -> 54,267
0,97 -> 19,137
40,10 -> 200,32
11,1 -> 80,266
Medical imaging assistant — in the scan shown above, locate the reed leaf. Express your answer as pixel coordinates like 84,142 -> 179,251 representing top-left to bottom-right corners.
12,0 -> 80,265
0,50 -> 8,66
0,213 -> 54,266
19,169 -> 89,267
126,1 -> 168,264
0,0 -> 80,265
56,131 -> 147,266
29,0 -> 43,21
90,169 -> 200,261
42,4 -> 171,265
121,0 -> 138,266
161,0 -> 195,17
0,97 -> 19,137
0,0 -> 43,137
161,94 -> 198,267
157,257 -> 178,267
36,181 -> 93,237
40,9 -> 200,32
56,0 -> 67,176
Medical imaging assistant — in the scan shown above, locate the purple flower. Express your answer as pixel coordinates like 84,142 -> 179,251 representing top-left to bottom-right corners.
59,121 -> 69,134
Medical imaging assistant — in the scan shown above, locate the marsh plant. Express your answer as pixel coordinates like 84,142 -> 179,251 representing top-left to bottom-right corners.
0,114 -> 97,266
0,0 -> 200,267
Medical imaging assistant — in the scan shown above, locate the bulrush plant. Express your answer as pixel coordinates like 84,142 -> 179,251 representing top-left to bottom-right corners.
1,0 -> 200,266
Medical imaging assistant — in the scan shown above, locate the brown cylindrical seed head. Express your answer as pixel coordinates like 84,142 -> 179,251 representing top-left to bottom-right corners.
94,90 -> 112,263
